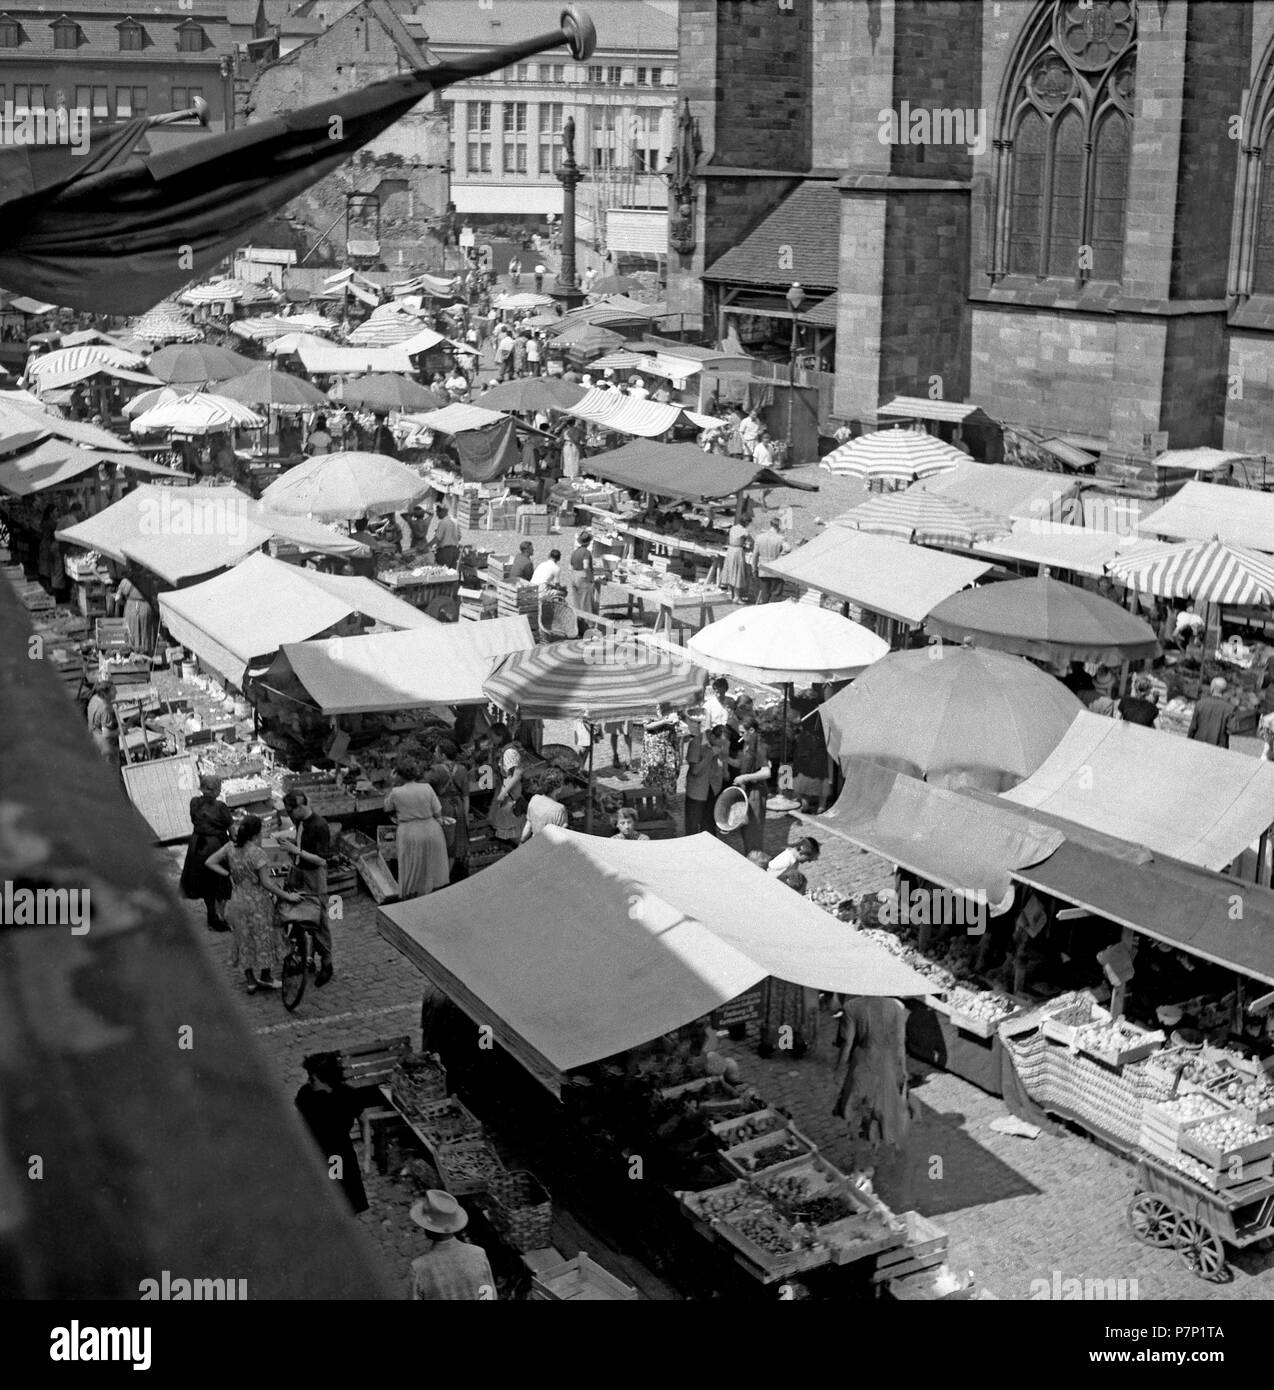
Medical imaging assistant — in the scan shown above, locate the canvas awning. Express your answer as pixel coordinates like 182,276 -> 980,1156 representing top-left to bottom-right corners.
402,402 -> 507,435
1136,480 -> 1274,553
0,441 -> 148,496
918,459 -> 1078,522
0,393 -> 139,455
877,397 -> 991,425
158,552 -> 426,687
264,616 -> 534,714
1001,711 -> 1274,872
292,335 -> 414,376
378,824 -> 934,1091
1153,448 -> 1251,475
567,387 -> 718,438
811,761 -> 1065,910
581,440 -> 792,502
760,528 -> 991,626
972,520 -> 1162,579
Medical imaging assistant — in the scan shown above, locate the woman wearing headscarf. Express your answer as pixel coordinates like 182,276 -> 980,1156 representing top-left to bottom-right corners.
181,773 -> 233,931
86,679 -> 120,765
385,757 -> 450,898
487,725 -> 526,844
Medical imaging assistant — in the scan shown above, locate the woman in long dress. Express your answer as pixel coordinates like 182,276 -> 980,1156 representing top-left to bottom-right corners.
385,757 -> 450,898
113,574 -> 157,656
638,702 -> 684,800
180,773 -> 233,931
832,995 -> 911,1153
425,739 -> 470,874
721,521 -> 752,601
759,867 -> 819,1057
560,424 -> 583,480
487,727 -> 526,844
205,815 -> 299,993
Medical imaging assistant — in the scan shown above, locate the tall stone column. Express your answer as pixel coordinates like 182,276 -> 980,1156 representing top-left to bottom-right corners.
553,117 -> 586,311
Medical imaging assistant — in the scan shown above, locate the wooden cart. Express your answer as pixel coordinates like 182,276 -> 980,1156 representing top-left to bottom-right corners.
1127,1153 -> 1274,1281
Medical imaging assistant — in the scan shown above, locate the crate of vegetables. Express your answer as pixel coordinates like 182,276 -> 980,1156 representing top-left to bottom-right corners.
1071,1018 -> 1165,1069
405,1096 -> 484,1147
1179,1114 -> 1274,1172
388,1053 -> 448,1111
753,1164 -> 904,1265
678,1179 -> 755,1226
714,1204 -> 831,1281
709,1108 -> 789,1148
722,1124 -> 817,1179
435,1139 -> 506,1196
1200,1071 -> 1274,1127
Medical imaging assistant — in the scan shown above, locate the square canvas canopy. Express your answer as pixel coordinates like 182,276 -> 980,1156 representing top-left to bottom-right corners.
918,459 -> 1078,522
1136,480 -> 1274,554
0,441 -> 146,496
581,439 -> 785,502
1001,711 -> 1274,873
378,826 -> 933,1090
973,519 -> 1161,579
761,528 -> 991,626
292,334 -> 414,376
158,551 -> 425,686
267,616 -> 535,713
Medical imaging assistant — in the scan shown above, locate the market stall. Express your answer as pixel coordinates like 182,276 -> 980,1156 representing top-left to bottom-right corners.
158,551 -> 429,689
758,528 -> 992,643
1136,480 -> 1274,554
972,519 -> 1161,580
917,457 -> 1080,523
374,826 -> 963,1295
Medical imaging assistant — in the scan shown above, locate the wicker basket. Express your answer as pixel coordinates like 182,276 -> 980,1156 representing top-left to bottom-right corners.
487,1170 -> 552,1253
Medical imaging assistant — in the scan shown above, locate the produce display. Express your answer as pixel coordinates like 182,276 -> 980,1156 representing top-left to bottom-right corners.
1186,1115 -> 1274,1154
1211,1073 -> 1274,1113
725,1209 -> 809,1257
713,1111 -> 785,1144
1156,1093 -> 1226,1123
945,985 -> 1016,1026
693,1186 -> 752,1220
731,1132 -> 809,1173
219,774 -> 272,802
389,1058 -> 447,1115
1071,1018 -> 1162,1060
437,1141 -> 505,1187
381,564 -> 458,586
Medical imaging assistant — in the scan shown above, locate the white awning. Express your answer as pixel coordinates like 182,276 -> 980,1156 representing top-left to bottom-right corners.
291,334 -> 414,376
1136,480 -> 1274,553
568,386 -> 718,438
973,520 -> 1163,578
878,396 -> 987,424
919,458 -> 1079,522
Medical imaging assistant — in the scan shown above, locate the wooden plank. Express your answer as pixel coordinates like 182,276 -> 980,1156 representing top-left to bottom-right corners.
121,752 -> 199,844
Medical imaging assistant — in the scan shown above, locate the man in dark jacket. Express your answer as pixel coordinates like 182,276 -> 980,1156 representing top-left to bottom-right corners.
1187,676 -> 1234,749
294,1054 -> 375,1214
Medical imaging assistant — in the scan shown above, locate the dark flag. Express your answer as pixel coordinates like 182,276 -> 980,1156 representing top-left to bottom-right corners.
0,8 -> 595,313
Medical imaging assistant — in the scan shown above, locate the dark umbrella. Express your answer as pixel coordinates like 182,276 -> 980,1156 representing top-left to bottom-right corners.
479,377 -> 585,413
218,366 -> 329,409
327,374 -> 446,412
149,343 -> 256,386
0,9 -> 596,312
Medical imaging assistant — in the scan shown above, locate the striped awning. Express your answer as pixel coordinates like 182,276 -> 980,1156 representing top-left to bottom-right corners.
181,279 -> 274,306
820,427 -> 965,483
567,386 -> 719,438
26,344 -> 144,381
346,308 -> 435,347
483,637 -> 705,723
129,310 -> 202,344
1106,537 -> 1274,607
129,392 -> 267,436
835,490 -> 1010,549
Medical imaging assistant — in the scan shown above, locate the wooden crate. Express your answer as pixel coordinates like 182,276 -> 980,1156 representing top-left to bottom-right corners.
721,1123 -> 818,1179
338,1035 -> 413,1089
1179,1119 -> 1274,1171
435,1139 -> 506,1196
355,851 -> 398,903
530,1253 -> 638,1301
870,1212 -> 949,1283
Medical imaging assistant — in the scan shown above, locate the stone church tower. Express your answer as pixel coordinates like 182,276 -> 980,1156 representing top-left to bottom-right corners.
675,0 -> 1274,476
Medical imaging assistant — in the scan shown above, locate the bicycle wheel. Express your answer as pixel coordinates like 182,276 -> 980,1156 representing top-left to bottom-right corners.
281,928 -> 307,1012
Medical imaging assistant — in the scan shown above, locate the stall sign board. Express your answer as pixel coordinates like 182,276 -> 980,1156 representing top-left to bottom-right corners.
712,986 -> 765,1030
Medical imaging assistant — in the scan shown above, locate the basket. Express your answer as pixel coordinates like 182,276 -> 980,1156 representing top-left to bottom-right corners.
487,1170 -> 552,1252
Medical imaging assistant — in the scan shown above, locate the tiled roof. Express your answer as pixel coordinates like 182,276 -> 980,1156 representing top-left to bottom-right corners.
704,181 -> 841,291
0,5 -> 230,56
412,0 -> 676,54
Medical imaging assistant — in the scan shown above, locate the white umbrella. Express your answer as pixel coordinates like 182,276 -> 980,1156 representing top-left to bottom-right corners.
123,385 -> 185,418
258,451 -> 429,520
129,392 -> 267,435
820,426 -> 965,484
688,601 -> 889,686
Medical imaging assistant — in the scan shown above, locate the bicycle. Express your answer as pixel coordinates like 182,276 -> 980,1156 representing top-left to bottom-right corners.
278,894 -> 324,1013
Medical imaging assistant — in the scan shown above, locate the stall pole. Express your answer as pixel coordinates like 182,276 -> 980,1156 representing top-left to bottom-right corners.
1109,926 -> 1136,1019
586,725 -> 595,834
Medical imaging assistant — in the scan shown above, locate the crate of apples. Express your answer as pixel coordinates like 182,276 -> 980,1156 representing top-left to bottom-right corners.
1180,1113 -> 1274,1169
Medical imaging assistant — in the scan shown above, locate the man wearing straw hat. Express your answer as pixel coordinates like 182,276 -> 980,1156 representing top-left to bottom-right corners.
409,1191 -> 496,1300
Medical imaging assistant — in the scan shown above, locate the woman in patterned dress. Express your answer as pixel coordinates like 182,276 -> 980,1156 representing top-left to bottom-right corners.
639,702 -> 685,800
205,815 -> 299,993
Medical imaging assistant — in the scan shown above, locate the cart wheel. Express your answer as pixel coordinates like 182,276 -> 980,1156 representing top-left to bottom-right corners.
1127,1193 -> 1180,1248
1173,1218 -> 1228,1282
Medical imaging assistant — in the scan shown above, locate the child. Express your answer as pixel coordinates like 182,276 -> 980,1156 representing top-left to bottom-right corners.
613,807 -> 649,841
768,836 -> 821,878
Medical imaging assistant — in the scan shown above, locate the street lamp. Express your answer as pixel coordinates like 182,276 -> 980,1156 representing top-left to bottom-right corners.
785,281 -> 805,464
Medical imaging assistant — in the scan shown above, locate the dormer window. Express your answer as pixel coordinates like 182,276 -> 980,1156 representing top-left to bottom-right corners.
51,15 -> 84,50
177,20 -> 207,53
0,14 -> 22,47
117,18 -> 147,52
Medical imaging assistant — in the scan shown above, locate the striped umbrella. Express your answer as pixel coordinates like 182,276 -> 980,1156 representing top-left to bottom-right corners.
128,392 -> 267,435
820,426 -> 965,483
129,308 -> 202,344
258,451 -> 428,520
1106,537 -> 1274,607
346,311 -> 431,346
27,344 -> 144,381
217,367 -> 330,410
835,489 -> 1010,548
483,638 -> 705,722
496,292 -> 554,310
